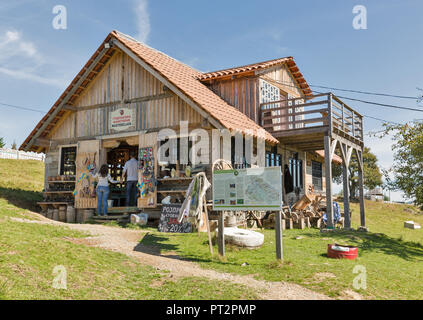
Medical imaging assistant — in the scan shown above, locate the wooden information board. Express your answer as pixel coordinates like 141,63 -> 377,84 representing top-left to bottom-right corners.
158,204 -> 192,233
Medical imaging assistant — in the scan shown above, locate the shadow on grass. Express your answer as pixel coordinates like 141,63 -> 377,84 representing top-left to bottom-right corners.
134,233 -> 218,264
0,187 -> 42,212
303,229 -> 423,261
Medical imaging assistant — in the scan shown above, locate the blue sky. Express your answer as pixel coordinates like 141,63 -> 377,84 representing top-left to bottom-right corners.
0,0 -> 422,200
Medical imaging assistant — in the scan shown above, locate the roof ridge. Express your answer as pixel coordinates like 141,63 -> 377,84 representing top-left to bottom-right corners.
112,30 -> 202,75
200,56 -> 293,75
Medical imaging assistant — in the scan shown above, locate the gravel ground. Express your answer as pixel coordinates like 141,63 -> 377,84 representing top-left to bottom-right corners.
10,214 -> 331,300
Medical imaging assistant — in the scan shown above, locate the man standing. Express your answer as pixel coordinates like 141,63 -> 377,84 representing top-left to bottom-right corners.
123,151 -> 138,207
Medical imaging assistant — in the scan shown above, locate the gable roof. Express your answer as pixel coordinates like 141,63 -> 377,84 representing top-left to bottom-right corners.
112,31 -> 278,143
198,57 -> 313,98
21,30 -> 286,151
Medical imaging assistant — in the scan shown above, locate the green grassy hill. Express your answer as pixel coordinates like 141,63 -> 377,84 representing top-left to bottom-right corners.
1,158 -> 423,299
0,159 -> 257,300
0,159 -> 44,215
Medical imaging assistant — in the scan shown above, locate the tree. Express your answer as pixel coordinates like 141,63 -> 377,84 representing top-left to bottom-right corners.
379,121 -> 423,209
332,147 -> 383,200
0,137 -> 5,148
11,140 -> 17,150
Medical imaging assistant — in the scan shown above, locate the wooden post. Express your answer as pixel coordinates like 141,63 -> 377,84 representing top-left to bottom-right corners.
342,151 -> 351,229
357,149 -> 366,227
275,210 -> 283,260
218,211 -> 225,256
324,135 -> 334,228
203,198 -> 213,256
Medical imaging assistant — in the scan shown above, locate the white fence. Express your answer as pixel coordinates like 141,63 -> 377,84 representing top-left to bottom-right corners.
0,148 -> 45,162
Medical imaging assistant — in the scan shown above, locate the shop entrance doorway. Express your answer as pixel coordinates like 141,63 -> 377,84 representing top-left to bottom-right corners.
107,142 -> 139,207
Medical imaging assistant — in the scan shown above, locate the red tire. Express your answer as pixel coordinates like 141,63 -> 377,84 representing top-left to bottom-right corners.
327,244 -> 358,260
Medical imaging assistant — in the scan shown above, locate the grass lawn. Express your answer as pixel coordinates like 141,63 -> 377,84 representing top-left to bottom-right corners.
0,159 -> 258,300
1,158 -> 423,299
137,201 -> 423,300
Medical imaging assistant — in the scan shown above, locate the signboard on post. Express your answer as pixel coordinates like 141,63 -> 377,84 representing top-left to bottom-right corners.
212,167 -> 283,211
109,108 -> 135,132
212,166 -> 284,260
158,204 -> 192,233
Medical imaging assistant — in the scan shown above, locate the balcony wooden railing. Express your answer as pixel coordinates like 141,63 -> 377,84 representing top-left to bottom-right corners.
260,93 -> 363,143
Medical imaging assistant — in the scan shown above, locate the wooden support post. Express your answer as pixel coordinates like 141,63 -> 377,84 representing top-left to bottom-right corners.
324,135 -> 334,228
341,144 -> 351,229
203,198 -> 213,256
357,149 -> 366,228
218,211 -> 225,256
275,211 -> 283,260
342,162 -> 351,229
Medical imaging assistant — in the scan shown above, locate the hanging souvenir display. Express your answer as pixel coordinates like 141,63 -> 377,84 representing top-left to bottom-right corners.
138,147 -> 156,197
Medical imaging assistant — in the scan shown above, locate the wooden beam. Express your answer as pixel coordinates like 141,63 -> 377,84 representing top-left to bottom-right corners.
324,135 -> 334,228
275,210 -> 283,260
112,38 -> 225,131
24,45 -> 111,151
218,212 -> 225,256
64,92 -> 174,113
355,148 -> 366,228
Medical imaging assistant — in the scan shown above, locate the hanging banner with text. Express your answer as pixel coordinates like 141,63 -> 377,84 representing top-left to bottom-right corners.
109,107 -> 135,132
212,167 -> 283,211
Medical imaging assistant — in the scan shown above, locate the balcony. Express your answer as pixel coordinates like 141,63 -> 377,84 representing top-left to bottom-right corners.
260,93 -> 363,151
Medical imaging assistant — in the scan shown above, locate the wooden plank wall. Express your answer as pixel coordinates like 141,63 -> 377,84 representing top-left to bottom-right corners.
208,77 -> 259,123
50,51 -> 204,141
206,65 -> 303,125
259,65 -> 303,97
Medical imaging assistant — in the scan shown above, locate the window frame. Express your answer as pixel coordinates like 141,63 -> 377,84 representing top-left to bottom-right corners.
58,145 -> 77,176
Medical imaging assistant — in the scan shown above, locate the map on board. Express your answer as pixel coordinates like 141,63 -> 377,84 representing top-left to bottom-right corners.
212,167 -> 282,211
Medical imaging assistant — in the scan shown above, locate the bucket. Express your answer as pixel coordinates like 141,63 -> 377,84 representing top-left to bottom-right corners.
107,200 -> 114,209
327,244 -> 358,260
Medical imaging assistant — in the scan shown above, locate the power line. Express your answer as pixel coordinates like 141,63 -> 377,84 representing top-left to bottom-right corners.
362,114 -> 402,125
335,95 -> 423,113
308,84 -> 419,100
263,78 -> 423,113
0,102 -> 46,114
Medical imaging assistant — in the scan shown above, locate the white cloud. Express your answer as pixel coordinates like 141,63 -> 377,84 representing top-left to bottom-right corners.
134,0 -> 150,43
0,29 -> 64,87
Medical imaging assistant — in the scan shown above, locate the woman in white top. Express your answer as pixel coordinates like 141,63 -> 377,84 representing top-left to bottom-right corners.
91,164 -> 118,216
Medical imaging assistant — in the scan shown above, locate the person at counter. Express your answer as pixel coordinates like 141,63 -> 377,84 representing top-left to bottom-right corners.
123,152 -> 139,207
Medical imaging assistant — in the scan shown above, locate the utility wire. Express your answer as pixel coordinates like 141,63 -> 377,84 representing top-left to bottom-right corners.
0,102 -> 46,114
263,78 -> 423,113
308,84 -> 419,100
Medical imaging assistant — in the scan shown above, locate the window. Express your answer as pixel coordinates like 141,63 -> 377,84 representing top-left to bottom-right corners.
60,147 -> 77,175
312,160 -> 323,190
289,154 -> 303,189
266,152 -> 281,167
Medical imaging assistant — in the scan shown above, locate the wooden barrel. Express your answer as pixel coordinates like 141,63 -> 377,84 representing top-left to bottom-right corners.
47,208 -> 53,220
76,209 -> 84,223
52,209 -> 59,221
66,206 -> 76,223
82,209 -> 94,222
58,206 -> 67,222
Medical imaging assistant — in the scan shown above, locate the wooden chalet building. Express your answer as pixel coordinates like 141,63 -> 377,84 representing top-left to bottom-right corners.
20,31 -> 366,229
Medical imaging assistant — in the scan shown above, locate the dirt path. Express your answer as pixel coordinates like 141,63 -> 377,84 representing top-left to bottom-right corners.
10,214 -> 331,300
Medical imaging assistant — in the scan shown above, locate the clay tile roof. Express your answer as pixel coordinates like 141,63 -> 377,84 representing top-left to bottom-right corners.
112,31 -> 278,144
198,57 -> 292,80
197,57 -> 313,98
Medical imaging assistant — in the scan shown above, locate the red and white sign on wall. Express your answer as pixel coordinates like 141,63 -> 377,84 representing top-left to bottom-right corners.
109,108 -> 135,131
